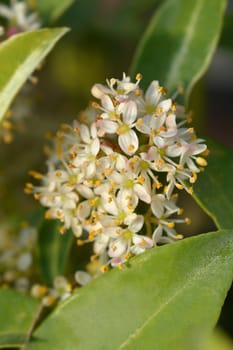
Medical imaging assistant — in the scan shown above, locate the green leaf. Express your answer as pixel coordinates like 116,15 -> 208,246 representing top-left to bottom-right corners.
0,27 -> 69,124
130,0 -> 226,101
34,0 -> 74,23
0,288 -> 38,349
38,219 -> 74,286
26,230 -> 233,350
205,329 -> 233,350
220,14 -> 233,51
193,139 -> 233,230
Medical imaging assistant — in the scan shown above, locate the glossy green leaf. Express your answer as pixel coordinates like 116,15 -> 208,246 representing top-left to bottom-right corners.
0,288 -> 38,348
130,0 -> 226,101
206,329 -> 233,350
34,0 -> 74,23
194,139 -> 233,229
38,219 -> 74,286
27,230 -> 233,350
0,27 -> 68,124
220,14 -> 233,51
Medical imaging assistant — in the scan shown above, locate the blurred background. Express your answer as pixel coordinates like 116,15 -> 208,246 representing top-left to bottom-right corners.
0,0 -> 232,342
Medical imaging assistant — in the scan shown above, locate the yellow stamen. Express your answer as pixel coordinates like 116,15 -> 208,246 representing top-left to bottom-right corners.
175,183 -> 183,190
196,157 -> 207,167
100,265 -> 109,273
77,239 -> 85,246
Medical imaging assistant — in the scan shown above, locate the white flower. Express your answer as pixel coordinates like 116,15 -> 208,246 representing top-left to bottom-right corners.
151,194 -> 184,243
108,215 -> 145,261
0,0 -> 40,33
116,101 -> 139,155
91,73 -> 141,102
31,73 -> 207,273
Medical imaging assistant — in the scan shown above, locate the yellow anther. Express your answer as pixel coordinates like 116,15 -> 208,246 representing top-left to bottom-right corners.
91,101 -> 100,109
185,217 -> 191,225
136,73 -> 142,80
3,132 -> 13,143
201,149 -> 210,157
157,86 -> 167,95
196,157 -> 207,167
31,284 -> 48,298
171,103 -> 176,111
66,284 -> 72,292
140,240 -> 148,247
33,193 -> 40,200
178,208 -> 184,215
90,254 -> 98,262
89,199 -> 95,206
128,144 -> 135,152
5,109 -> 12,119
108,196 -> 113,203
3,121 -> 12,130
175,183 -> 183,190
43,145 -> 51,156
177,164 -> 184,170
137,118 -> 143,126
124,252 -> 132,260
135,89 -> 141,96
187,187 -> 194,195
156,159 -> 164,168
176,234 -> 184,239
189,173 -> 197,184
59,226 -> 65,234
104,168 -> 112,176
77,239 -> 85,246
24,187 -> 31,194
25,182 -> 33,189
88,233 -> 94,241
100,265 -> 109,273
137,175 -> 145,184
167,222 -> 175,228
158,126 -> 166,132
43,295 -> 57,307
56,210 -> 62,217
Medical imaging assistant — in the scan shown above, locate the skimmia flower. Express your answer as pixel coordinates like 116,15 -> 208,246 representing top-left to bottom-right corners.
28,73 -> 207,270
0,0 -> 40,37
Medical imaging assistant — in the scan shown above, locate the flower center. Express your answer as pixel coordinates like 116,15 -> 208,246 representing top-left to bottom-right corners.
140,160 -> 149,170
117,211 -> 127,222
122,229 -> 133,240
146,104 -> 155,114
69,174 -> 77,185
124,178 -> 134,189
117,123 -> 130,135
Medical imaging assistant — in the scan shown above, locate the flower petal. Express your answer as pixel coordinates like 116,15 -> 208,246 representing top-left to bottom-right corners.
118,130 -> 138,155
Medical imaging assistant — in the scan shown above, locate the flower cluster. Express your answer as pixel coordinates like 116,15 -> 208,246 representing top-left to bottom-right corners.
31,276 -> 72,306
27,74 -> 207,270
0,222 -> 74,301
0,224 -> 37,291
0,0 -> 40,38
